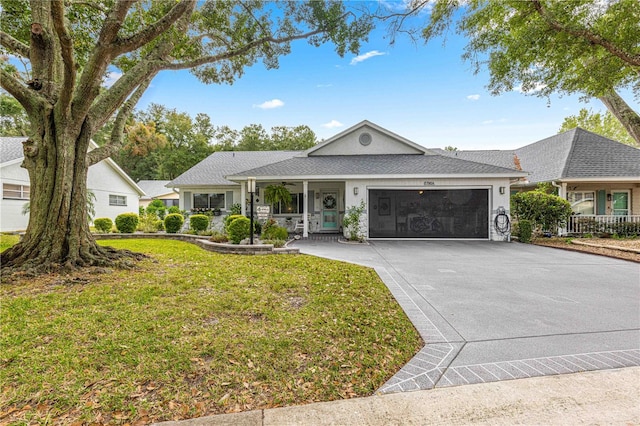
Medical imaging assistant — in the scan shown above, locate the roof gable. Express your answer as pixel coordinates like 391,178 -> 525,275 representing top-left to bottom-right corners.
304,120 -> 433,156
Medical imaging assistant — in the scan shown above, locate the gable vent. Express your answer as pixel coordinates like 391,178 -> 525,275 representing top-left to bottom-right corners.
359,132 -> 372,146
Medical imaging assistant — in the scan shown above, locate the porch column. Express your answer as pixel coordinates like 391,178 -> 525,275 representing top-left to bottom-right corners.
559,182 -> 568,236
303,180 -> 309,238
240,181 -> 247,215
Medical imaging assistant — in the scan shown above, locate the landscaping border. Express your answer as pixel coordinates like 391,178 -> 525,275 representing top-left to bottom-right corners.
94,233 -> 299,255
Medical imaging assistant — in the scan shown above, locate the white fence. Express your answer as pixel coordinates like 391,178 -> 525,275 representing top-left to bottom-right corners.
567,215 -> 640,235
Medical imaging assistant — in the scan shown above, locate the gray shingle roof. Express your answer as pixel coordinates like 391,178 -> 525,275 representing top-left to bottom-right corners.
432,149 -> 518,170
168,151 -> 302,187
228,154 -> 524,179
0,137 -> 27,164
435,128 -> 640,184
137,180 -> 174,199
516,128 -> 640,183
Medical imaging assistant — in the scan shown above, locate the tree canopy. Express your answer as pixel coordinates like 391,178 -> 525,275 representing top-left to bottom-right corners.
0,0 -> 372,273
559,108 -> 637,146
383,0 -> 640,144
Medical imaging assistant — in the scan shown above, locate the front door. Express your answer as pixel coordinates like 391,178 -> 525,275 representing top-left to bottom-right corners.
321,192 -> 339,231
612,191 -> 629,216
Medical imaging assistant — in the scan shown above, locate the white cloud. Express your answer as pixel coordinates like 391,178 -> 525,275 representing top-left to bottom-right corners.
253,99 -> 284,109
481,120 -> 494,125
466,94 -> 480,101
316,83 -> 333,88
350,50 -> 387,65
103,71 -> 122,88
322,120 -> 343,129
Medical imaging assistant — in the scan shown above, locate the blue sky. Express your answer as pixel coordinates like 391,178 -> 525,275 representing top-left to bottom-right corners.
132,9 -> 628,151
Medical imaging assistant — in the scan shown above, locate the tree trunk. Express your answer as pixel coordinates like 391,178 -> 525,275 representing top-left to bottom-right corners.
1,123 -> 141,275
599,91 -> 640,146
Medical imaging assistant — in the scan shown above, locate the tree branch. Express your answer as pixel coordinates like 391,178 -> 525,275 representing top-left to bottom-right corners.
0,31 -> 30,58
71,1 -> 138,132
0,68 -> 45,117
113,0 -> 195,56
161,28 -> 325,71
87,73 -> 155,165
530,0 -> 640,67
51,0 -> 76,116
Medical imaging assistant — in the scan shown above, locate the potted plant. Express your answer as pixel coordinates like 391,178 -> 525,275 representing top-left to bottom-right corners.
264,184 -> 292,213
213,207 -> 221,216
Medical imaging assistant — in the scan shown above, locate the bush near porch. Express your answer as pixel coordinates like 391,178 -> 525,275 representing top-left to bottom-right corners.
0,238 -> 421,425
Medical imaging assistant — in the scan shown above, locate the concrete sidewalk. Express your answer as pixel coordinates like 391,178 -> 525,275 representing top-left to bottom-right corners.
157,367 -> 640,425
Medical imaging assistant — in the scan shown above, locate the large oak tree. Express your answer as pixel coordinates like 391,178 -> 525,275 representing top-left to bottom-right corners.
382,0 -> 640,144
0,0 -> 371,273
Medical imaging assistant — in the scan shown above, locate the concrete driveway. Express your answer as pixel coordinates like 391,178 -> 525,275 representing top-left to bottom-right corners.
292,239 -> 640,392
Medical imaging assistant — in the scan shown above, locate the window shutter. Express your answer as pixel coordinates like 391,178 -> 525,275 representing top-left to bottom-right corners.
308,190 -> 314,213
184,191 -> 192,211
226,191 -> 234,210
596,190 -> 606,215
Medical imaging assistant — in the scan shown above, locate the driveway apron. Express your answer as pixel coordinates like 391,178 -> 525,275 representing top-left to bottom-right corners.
292,240 -> 640,393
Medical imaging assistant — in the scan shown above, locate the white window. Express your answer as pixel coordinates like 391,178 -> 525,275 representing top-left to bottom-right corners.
567,191 -> 595,215
192,193 -> 225,210
109,194 -> 127,206
612,191 -> 629,216
273,193 -> 304,214
3,183 -> 30,200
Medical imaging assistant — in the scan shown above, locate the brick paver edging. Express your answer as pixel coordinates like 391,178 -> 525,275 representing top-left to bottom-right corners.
94,233 -> 299,255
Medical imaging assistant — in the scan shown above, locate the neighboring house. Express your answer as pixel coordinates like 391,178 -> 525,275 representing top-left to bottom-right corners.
1,137 -> 144,232
137,180 -> 179,209
437,128 -> 640,234
169,120 -> 525,241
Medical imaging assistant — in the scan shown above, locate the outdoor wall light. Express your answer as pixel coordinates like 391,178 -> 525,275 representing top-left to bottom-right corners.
607,193 -> 612,201
499,186 -> 506,195
353,187 -> 359,195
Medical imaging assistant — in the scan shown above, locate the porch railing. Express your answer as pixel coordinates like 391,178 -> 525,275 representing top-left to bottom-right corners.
567,215 -> 640,236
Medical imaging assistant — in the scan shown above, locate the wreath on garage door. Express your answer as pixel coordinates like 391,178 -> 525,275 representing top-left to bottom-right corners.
323,194 -> 336,209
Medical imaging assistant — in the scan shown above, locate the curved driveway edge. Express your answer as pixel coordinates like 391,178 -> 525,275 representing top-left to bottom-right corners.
292,240 -> 640,393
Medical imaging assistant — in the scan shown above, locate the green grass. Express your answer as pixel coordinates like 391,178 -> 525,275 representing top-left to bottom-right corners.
0,239 -> 421,424
0,234 -> 20,252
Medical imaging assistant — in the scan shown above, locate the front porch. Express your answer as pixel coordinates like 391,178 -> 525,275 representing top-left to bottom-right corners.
567,215 -> 640,236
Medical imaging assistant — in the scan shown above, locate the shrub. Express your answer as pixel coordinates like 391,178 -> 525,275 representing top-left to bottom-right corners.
190,214 -> 210,232
209,231 -> 228,243
261,239 -> 286,248
227,216 -> 250,244
168,205 -> 181,215
138,212 -> 160,233
164,213 -> 184,234
511,190 -> 572,232
155,220 -> 165,231
147,199 -> 167,220
517,219 -> 533,243
230,203 -> 242,215
224,214 -> 245,232
115,213 -> 139,233
343,200 -> 366,241
261,218 -> 278,238
263,225 -> 288,241
93,218 -> 113,233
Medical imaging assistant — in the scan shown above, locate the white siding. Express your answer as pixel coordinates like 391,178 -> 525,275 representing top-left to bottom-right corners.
0,162 -> 30,231
87,161 -> 140,221
311,125 -> 425,156
1,159 -> 140,232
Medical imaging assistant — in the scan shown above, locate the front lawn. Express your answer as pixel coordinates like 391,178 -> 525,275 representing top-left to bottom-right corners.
0,238 -> 421,424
